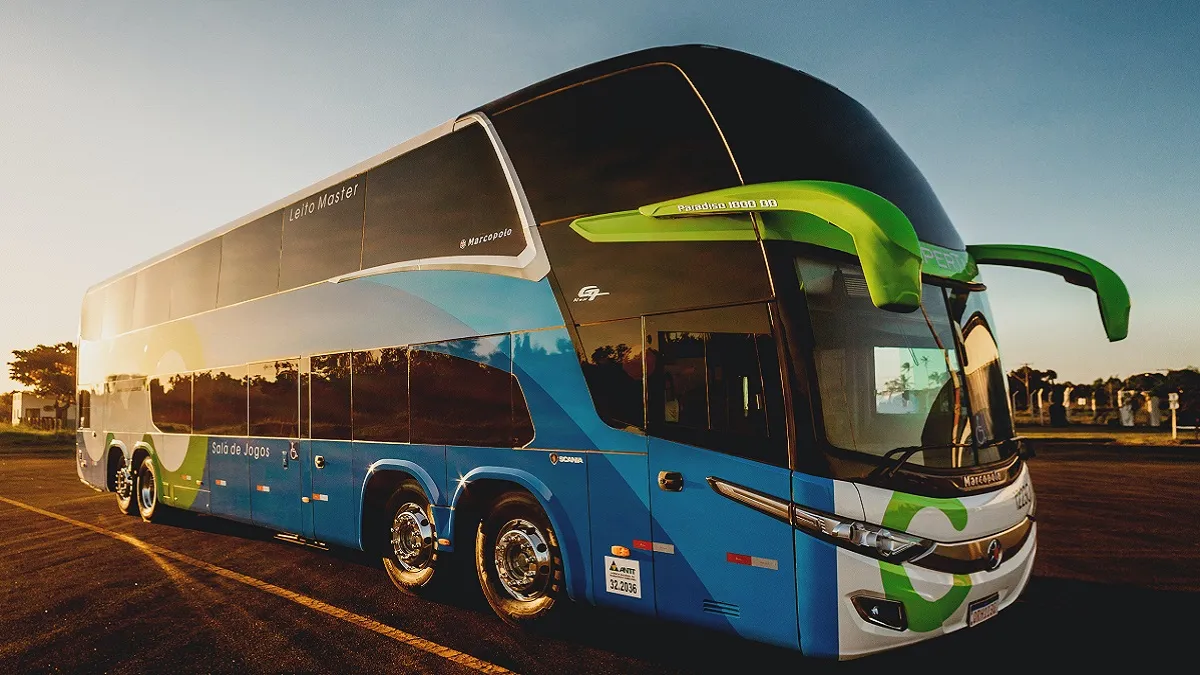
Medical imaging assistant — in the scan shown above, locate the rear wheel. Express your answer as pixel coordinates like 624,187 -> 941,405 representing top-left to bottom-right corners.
382,482 -> 440,593
475,492 -> 564,627
135,455 -> 162,522
114,452 -> 135,515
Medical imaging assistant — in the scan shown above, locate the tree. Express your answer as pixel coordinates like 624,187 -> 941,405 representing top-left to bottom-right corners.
8,342 -> 77,421
0,391 -> 11,424
1007,366 -> 1057,410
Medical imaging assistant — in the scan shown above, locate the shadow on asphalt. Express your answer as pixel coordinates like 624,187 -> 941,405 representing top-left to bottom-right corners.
141,509 -> 1197,669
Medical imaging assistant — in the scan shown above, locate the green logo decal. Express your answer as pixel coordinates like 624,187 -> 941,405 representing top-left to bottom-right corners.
879,493 -> 971,632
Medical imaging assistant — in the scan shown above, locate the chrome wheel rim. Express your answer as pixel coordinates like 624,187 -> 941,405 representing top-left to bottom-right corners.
114,458 -> 133,502
137,463 -> 155,512
493,518 -> 551,601
390,503 -> 434,573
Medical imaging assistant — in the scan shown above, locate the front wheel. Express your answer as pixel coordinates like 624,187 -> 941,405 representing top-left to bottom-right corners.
475,492 -> 564,627
382,482 -> 440,593
135,456 -> 162,522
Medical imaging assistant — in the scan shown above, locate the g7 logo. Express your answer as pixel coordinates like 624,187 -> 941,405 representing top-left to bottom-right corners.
574,285 -> 610,302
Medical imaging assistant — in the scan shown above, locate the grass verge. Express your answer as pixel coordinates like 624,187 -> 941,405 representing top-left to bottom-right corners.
0,423 -> 75,449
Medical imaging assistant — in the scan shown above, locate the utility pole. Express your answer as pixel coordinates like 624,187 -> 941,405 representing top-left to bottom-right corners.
1018,363 -> 1032,411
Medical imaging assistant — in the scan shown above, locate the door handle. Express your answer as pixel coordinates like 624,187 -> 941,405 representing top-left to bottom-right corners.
658,471 -> 683,492
314,455 -> 326,469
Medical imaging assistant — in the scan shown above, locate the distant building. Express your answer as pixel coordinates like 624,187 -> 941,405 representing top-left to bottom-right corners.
10,392 -> 76,427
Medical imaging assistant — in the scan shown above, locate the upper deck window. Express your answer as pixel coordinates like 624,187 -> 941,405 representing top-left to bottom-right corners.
279,177 -> 365,291
171,239 -> 221,319
491,64 -> 740,225
362,123 -> 524,268
686,54 -> 963,249
219,212 -> 283,307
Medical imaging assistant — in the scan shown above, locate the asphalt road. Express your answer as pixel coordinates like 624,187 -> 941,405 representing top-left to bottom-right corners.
1,441 -> 1197,674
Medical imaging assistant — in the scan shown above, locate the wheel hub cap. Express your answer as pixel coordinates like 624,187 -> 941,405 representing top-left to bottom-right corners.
391,504 -> 434,572
493,518 -> 551,601
137,464 -> 154,511
114,462 -> 133,501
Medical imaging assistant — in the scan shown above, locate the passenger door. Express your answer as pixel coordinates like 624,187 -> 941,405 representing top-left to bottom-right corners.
645,304 -> 800,649
304,353 -> 357,548
247,359 -> 304,535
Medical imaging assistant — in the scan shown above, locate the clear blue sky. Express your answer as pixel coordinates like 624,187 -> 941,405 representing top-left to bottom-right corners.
2,1 -> 1196,391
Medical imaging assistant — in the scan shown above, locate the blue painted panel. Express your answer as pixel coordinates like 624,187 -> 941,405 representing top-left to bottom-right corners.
206,436 -> 251,521
648,438 -> 799,649
309,440 -> 357,548
446,446 -> 592,603
431,505 -> 453,551
248,437 -> 303,534
366,272 -> 564,336
587,451 -> 654,615
792,472 -> 840,659
355,442 -> 448,503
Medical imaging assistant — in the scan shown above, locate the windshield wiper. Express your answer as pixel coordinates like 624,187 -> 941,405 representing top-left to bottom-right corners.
873,442 -> 973,480
977,435 -> 1024,450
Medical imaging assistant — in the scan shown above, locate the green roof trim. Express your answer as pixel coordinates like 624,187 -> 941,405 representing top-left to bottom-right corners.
967,244 -> 1130,342
567,210 -> 757,243
571,180 -> 925,313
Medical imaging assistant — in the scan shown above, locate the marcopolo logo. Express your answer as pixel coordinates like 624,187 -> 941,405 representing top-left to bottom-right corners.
574,285 -> 610,302
460,228 -> 514,250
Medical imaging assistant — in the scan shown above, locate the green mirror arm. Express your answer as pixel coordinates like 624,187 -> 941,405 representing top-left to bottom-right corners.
571,180 -> 924,312
967,244 -> 1130,342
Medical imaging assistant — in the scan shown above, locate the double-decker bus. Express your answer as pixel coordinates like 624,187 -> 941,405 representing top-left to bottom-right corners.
75,45 -> 1129,659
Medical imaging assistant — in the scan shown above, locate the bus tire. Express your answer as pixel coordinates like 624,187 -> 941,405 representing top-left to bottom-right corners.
135,455 -> 162,522
114,452 -> 136,516
382,481 -> 440,593
475,491 -> 563,627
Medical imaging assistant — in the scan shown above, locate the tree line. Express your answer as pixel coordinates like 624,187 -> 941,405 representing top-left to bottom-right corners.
1007,364 -> 1200,421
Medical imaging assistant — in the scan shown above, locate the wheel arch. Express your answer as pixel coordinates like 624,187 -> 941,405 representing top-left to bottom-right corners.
359,460 -> 441,551
448,466 -> 585,602
103,440 -> 129,493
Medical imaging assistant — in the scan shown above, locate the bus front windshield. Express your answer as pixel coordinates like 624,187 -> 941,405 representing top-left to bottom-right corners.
796,256 -> 1016,471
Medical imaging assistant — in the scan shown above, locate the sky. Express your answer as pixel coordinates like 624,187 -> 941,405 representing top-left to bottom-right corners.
1,1 -> 1197,392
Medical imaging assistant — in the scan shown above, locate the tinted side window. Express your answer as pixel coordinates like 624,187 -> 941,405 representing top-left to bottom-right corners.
133,261 -> 172,329
576,319 -> 644,430
193,366 -> 246,436
352,348 -> 409,443
101,275 -> 136,338
81,290 -> 104,341
78,389 -> 91,429
311,352 -> 351,440
280,177 -> 365,290
363,124 -> 525,268
248,360 -> 299,438
219,212 -> 283,307
411,337 -> 512,446
646,304 -> 786,466
511,377 -> 535,447
171,239 -> 221,319
150,374 -> 192,433
492,65 -> 740,225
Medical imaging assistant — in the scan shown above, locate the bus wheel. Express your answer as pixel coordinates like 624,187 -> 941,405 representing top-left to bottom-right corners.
475,492 -> 563,627
135,456 -> 162,522
382,482 -> 439,593
114,453 -> 136,516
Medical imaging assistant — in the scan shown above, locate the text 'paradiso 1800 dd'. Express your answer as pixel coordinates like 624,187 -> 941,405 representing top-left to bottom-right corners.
76,45 -> 1129,659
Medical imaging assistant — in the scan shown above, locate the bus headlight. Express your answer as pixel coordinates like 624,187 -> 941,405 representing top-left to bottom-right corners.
792,506 -> 932,563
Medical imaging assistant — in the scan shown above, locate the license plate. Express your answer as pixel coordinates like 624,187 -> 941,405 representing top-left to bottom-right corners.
967,593 -> 1000,627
